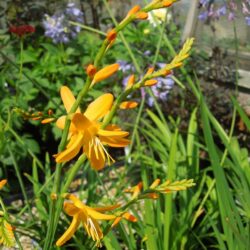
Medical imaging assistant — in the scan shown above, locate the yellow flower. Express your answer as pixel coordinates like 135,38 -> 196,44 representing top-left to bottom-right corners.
56,194 -> 137,247
56,194 -> 125,247
55,86 -> 130,170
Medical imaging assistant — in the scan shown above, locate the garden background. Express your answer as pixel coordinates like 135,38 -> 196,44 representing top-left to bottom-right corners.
0,0 -> 250,249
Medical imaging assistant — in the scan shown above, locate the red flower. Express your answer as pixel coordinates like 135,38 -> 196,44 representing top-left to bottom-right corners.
9,25 -> 35,37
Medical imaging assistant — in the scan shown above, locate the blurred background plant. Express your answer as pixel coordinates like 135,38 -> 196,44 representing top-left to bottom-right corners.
0,0 -> 250,249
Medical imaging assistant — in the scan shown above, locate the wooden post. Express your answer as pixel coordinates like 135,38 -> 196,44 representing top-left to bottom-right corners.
181,0 -> 199,42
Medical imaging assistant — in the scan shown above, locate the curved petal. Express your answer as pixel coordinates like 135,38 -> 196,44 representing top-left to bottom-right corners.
60,86 -> 80,113
98,129 -> 129,138
100,136 -> 130,147
86,207 -> 116,220
64,202 -> 80,216
84,94 -> 113,121
105,124 -> 122,131
56,213 -> 81,247
55,133 -> 83,163
56,115 -> 76,132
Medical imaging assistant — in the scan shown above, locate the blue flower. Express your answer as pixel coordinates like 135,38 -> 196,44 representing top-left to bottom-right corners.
43,2 -> 84,43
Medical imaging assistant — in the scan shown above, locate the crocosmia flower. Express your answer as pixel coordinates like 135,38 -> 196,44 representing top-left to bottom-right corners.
43,2 -> 83,43
55,86 -> 130,170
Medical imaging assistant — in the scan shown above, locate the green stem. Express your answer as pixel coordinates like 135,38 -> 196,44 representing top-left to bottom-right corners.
220,21 -> 239,166
69,21 -> 106,36
7,145 -> 34,221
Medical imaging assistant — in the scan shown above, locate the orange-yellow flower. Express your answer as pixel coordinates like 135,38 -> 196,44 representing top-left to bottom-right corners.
55,86 -> 130,170
56,194 -> 136,247
56,194 -> 119,247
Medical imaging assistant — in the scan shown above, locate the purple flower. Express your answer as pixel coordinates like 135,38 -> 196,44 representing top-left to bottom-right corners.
246,16 -> 250,25
43,2 -> 83,43
199,0 -> 209,7
198,11 -> 208,21
216,5 -> 227,17
117,60 -> 134,73
147,76 -> 175,107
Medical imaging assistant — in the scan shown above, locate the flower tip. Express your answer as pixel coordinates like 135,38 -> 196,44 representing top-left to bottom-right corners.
126,5 -> 141,18
136,12 -> 148,20
107,29 -> 117,43
0,179 -> 7,190
92,63 -> 120,84
86,64 -> 97,77
119,101 -> 138,109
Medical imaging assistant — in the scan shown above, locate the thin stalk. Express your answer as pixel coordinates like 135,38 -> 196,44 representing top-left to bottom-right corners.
69,21 -> 106,36
7,145 -> 34,221
220,21 -> 239,166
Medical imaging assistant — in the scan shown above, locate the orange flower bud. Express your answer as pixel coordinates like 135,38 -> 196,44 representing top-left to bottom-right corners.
122,212 -> 137,222
92,63 -> 119,84
0,179 -> 7,190
150,178 -> 161,189
136,12 -> 148,20
48,109 -> 53,115
86,64 -> 97,77
162,0 -> 174,7
120,101 -> 138,109
126,74 -> 135,89
146,193 -> 159,199
126,5 -> 141,18
146,67 -> 154,76
50,193 -> 58,200
107,29 -> 117,43
41,118 -> 55,124
144,79 -> 158,86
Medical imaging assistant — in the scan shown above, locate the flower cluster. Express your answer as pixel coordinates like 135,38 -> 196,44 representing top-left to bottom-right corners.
43,2 -> 84,43
9,24 -> 35,37
198,0 -> 250,25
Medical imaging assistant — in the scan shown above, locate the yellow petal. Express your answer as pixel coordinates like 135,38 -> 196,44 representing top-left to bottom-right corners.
99,137 -> 130,147
0,179 -> 7,190
56,213 -> 81,246
84,94 -> 113,121
92,64 -> 119,84
98,129 -> 129,138
105,124 -> 122,131
56,115 -> 77,132
55,133 -> 83,163
119,101 -> 138,109
72,113 -> 93,131
64,202 -> 80,216
60,86 -> 80,113
86,207 -> 116,220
